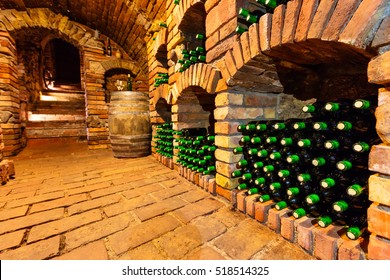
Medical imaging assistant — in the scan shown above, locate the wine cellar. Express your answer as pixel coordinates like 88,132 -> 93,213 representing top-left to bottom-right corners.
0,0 -> 389,260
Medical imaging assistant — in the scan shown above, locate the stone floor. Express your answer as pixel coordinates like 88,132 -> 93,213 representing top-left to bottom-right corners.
0,139 -> 316,260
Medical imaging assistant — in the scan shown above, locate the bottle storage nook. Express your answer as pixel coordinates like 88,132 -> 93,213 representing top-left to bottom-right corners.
0,0 -> 389,260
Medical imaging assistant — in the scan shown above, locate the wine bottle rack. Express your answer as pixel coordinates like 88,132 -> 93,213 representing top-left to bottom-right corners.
176,128 -> 216,176
232,96 -> 379,240
154,122 -> 174,158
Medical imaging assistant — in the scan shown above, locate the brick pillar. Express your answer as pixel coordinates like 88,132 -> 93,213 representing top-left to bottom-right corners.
367,52 -> 390,259
0,31 -> 22,156
83,46 -> 110,149
214,90 -> 279,191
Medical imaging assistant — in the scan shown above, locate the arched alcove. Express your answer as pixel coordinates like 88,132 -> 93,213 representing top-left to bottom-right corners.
42,38 -> 81,90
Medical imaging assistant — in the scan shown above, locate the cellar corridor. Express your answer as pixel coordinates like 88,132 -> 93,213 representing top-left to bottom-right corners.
0,140 -> 314,260
0,0 -> 389,263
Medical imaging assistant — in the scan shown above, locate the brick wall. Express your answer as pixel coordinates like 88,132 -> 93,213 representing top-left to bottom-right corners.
0,31 -> 23,156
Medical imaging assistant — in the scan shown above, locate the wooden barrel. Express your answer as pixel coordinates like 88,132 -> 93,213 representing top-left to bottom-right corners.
108,91 -> 151,158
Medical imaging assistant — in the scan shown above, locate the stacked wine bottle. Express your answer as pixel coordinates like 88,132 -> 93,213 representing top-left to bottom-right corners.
154,72 -> 169,88
236,1 -> 292,34
154,123 -> 174,158
232,96 -> 379,240
176,128 -> 216,175
178,34 -> 206,72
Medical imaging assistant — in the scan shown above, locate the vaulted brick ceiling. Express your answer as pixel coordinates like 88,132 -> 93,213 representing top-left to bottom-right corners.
0,0 -> 166,70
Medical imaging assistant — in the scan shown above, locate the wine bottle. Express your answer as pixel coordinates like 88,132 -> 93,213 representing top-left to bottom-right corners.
126,74 -> 132,91
301,101 -> 328,117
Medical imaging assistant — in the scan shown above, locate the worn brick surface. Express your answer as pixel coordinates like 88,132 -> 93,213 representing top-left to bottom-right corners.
0,236 -> 60,260
118,242 -> 167,260
0,205 -> 29,221
109,215 -> 181,255
54,241 -> 108,260
64,212 -> 133,251
0,230 -> 25,251
30,193 -> 88,213
184,246 -> 227,260
213,219 -> 277,259
313,225 -> 345,260
173,197 -> 224,223
68,194 -> 121,216
133,196 -> 187,221
368,234 -> 390,260
0,141 -> 316,260
28,209 -> 102,243
0,208 -> 64,235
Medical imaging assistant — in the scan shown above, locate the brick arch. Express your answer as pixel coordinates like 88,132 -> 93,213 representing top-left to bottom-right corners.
0,8 -> 99,49
100,59 -> 141,77
173,63 -> 221,103
173,0 -> 206,26
153,28 -> 168,56
219,0 -> 389,88
150,63 -> 221,110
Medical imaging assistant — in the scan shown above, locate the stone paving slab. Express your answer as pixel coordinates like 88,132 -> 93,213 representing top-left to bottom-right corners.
0,140 -> 317,260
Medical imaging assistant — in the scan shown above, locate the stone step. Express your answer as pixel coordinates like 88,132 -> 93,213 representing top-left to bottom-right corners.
26,120 -> 87,139
29,100 -> 85,110
28,108 -> 85,116
40,90 -> 85,102
27,113 -> 86,122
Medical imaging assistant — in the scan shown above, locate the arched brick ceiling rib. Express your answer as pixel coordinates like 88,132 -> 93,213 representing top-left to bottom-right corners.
0,0 -> 166,71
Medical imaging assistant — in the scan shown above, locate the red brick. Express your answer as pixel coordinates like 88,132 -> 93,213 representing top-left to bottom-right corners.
369,144 -> 390,175
207,70 -> 222,95
368,174 -> 390,206
372,16 -> 390,48
368,234 -> 390,260
339,0 -> 389,49
231,40 -> 244,71
239,31 -> 251,64
216,184 -> 233,202
296,217 -> 316,253
208,178 -> 216,195
267,207 -> 290,233
282,0 -> 302,44
270,4 -> 286,48
235,190 -> 246,213
368,51 -> 390,85
338,238 -> 367,260
259,13 -> 272,52
281,212 -> 295,241
375,105 -> 390,144
294,0 -> 319,42
248,23 -> 260,59
307,0 -> 338,39
313,225 -> 344,260
245,194 -> 260,218
368,203 -> 390,239
254,200 -> 275,223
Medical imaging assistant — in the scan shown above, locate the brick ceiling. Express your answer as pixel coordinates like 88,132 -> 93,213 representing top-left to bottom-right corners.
0,0 -> 166,70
